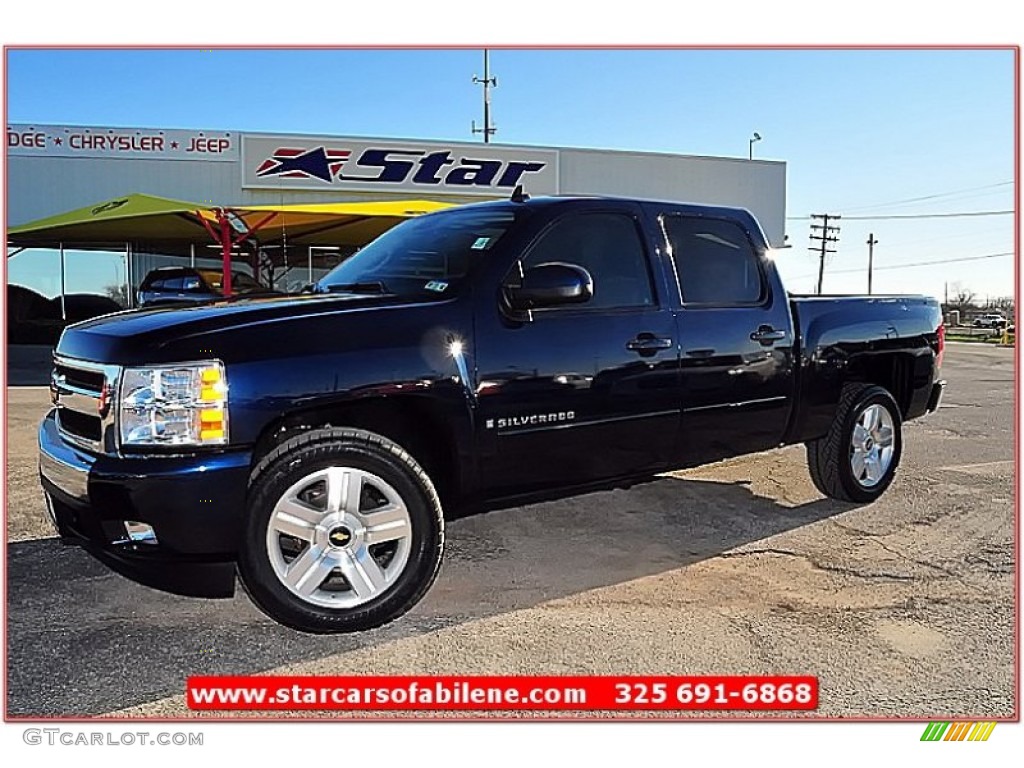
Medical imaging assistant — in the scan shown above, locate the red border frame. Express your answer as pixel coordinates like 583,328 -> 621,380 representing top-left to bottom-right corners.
2,44 -> 1019,724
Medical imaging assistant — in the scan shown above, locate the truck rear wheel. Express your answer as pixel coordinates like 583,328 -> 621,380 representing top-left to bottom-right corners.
805,384 -> 903,503
238,427 -> 444,633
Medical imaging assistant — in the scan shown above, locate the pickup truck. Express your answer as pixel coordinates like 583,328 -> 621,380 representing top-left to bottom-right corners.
39,195 -> 946,633
972,313 -> 1008,329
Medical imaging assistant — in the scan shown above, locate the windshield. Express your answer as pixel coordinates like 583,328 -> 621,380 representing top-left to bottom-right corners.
316,207 -> 517,298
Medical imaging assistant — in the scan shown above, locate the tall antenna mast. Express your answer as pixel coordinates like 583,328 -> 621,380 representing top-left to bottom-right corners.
471,49 -> 497,143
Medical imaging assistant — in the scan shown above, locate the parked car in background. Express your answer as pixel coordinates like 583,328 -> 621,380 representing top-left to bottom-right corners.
137,267 -> 274,307
973,313 -> 1008,329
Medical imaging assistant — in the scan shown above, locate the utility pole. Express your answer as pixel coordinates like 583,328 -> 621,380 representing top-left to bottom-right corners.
471,49 -> 497,143
866,233 -> 878,295
809,214 -> 841,295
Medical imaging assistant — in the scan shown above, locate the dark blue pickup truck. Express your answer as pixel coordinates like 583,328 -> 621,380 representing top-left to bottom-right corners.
39,195 -> 945,633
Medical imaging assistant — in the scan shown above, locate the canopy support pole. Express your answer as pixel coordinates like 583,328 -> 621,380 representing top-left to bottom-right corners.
219,211 -> 233,297
190,242 -> 195,268
198,209 -> 281,297
125,242 -> 131,309
59,242 -> 67,321
196,209 -> 233,296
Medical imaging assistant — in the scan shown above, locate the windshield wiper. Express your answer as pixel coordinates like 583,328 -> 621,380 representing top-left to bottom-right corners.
320,281 -> 390,295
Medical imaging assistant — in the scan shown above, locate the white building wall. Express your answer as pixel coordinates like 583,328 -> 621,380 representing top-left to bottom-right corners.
7,124 -> 787,246
559,149 -> 787,247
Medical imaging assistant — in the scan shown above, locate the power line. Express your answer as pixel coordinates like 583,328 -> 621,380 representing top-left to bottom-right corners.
787,209 -> 1013,221
834,181 -> 1014,213
789,250 -> 1013,280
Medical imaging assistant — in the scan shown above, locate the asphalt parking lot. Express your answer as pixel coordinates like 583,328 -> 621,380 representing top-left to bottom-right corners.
4,343 -> 1015,719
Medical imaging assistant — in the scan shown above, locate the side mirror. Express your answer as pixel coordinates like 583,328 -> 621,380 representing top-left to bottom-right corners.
506,262 -> 593,311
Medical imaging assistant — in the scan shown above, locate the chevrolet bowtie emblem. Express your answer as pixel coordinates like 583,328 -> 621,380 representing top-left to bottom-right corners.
329,528 -> 352,546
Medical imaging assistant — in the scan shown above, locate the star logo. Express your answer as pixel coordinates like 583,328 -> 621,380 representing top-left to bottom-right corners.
91,199 -> 129,216
170,140 -> 179,149
53,136 -> 62,146
255,146 -> 351,183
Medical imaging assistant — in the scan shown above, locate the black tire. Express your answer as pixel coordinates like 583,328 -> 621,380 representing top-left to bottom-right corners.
238,427 -> 444,633
805,384 -> 903,503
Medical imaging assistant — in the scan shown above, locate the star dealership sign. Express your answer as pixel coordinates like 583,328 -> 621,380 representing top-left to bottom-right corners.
243,135 -> 559,196
7,124 -> 237,161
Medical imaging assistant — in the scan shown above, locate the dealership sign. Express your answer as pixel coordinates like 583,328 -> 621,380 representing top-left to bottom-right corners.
7,124 -> 238,161
242,135 -> 559,196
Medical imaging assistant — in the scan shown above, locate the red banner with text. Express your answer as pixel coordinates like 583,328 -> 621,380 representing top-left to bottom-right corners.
188,675 -> 818,712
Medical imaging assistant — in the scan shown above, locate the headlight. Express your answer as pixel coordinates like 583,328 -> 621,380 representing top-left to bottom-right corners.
119,361 -> 228,446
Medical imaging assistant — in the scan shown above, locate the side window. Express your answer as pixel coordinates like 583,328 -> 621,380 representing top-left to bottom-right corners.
182,276 -> 203,291
149,277 -> 183,291
517,213 -> 655,310
663,216 -> 765,305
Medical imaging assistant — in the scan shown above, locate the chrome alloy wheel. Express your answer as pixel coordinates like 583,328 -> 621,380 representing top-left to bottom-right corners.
266,467 -> 413,609
849,403 -> 896,488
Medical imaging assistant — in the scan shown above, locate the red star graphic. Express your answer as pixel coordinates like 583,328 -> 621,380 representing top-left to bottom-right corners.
53,137 -> 62,146
170,140 -> 179,149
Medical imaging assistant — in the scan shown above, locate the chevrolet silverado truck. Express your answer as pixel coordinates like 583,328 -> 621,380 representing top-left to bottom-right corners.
39,195 -> 945,633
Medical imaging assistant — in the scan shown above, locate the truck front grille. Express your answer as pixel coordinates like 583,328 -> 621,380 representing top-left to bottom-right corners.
51,356 -> 122,453
54,362 -> 105,393
58,409 -> 103,444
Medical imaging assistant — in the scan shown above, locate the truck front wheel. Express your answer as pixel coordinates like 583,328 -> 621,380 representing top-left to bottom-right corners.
238,428 -> 444,633
805,384 -> 903,503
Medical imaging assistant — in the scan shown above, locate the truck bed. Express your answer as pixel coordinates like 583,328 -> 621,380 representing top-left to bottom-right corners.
786,293 -> 943,445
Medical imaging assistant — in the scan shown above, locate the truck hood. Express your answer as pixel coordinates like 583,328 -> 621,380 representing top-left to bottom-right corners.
56,292 -> 434,364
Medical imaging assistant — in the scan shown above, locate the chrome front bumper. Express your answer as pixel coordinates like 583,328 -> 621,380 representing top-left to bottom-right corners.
39,411 -> 95,502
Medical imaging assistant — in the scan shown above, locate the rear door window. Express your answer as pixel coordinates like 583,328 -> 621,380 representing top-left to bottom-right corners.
662,216 -> 765,305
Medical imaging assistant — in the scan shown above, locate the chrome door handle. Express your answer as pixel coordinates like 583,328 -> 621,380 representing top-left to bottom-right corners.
626,335 -> 674,352
750,326 -> 786,345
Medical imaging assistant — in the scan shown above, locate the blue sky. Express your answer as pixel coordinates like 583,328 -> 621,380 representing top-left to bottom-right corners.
5,48 -> 1017,300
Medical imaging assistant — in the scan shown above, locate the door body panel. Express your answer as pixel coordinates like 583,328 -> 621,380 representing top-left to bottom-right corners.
475,308 -> 680,493
676,299 -> 796,464
472,203 -> 682,495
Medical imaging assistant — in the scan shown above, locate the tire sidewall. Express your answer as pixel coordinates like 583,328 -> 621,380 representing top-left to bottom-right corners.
838,387 -> 903,503
239,434 -> 442,633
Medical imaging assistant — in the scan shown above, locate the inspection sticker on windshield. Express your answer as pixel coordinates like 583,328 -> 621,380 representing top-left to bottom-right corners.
471,236 -> 493,250
424,280 -> 449,293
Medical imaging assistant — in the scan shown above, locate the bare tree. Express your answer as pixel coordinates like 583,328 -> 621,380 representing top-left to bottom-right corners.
947,282 -> 977,313
989,296 -> 1015,315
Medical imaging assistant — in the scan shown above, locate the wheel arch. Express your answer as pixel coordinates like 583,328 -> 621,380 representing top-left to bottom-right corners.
846,346 -> 935,419
250,395 -> 470,511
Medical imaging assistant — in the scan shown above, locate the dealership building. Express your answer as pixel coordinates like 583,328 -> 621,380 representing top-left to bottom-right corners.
6,122 -> 786,338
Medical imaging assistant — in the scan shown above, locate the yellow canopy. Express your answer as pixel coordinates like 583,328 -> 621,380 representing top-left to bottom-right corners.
232,200 -> 454,246
7,196 -> 455,248
7,193 -> 217,245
